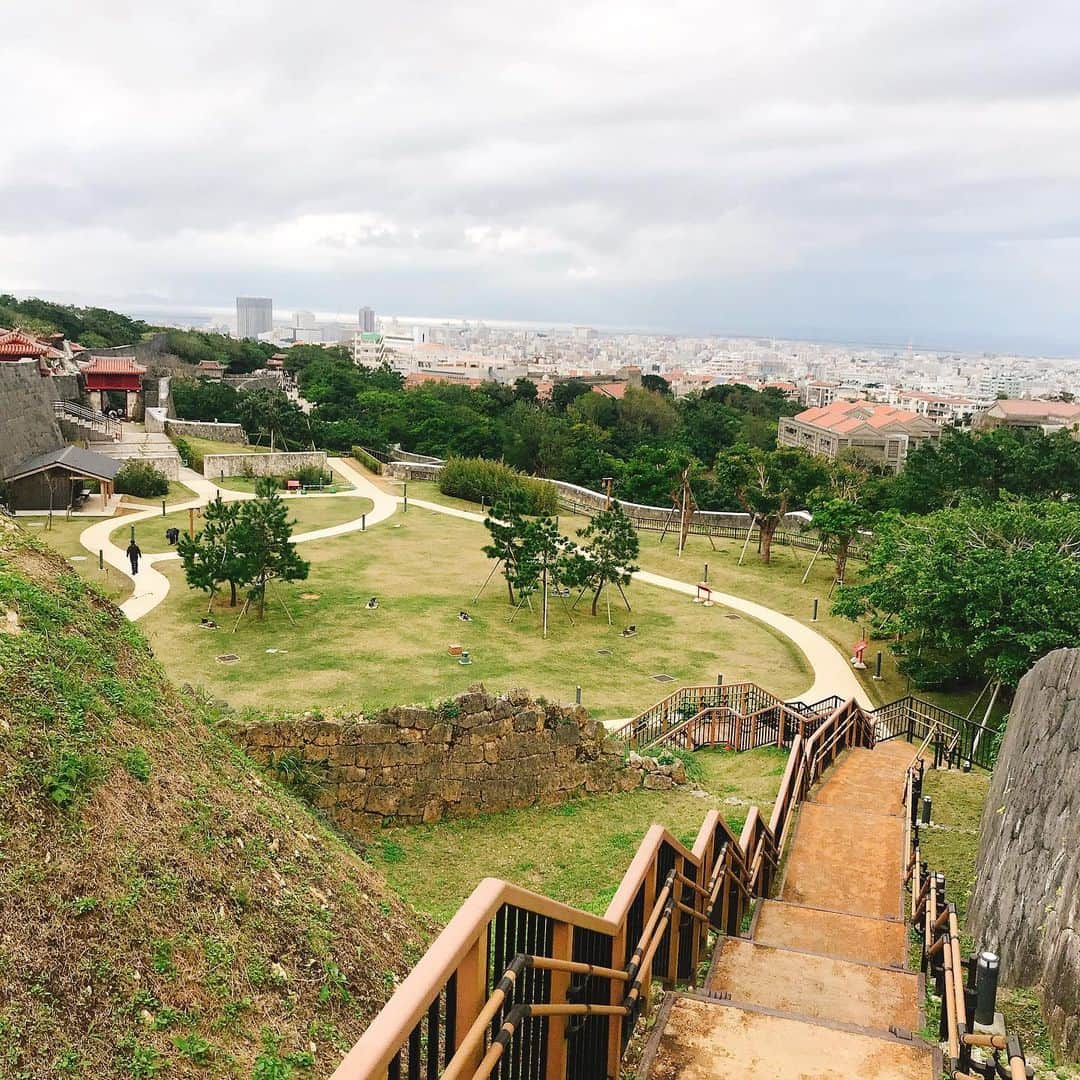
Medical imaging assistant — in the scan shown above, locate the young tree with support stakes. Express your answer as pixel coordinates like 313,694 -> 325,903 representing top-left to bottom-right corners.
714,446 -> 826,565
176,495 -> 247,607
480,506 -> 529,605
231,478 -> 310,618
509,516 -> 580,638
808,455 -> 891,585
573,502 -> 640,618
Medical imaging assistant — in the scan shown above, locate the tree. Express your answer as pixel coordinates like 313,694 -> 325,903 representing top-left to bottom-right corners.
513,377 -> 539,402
641,374 -> 671,396
832,500 -> 1080,688
230,480 -> 310,618
510,516 -> 580,637
714,446 -> 826,564
176,497 -> 247,607
482,507 -> 529,604
551,379 -> 592,413
808,456 -> 891,583
238,388 -> 309,449
574,503 -> 640,617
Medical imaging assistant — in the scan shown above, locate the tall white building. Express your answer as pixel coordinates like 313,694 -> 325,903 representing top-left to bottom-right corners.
358,306 -> 376,333
236,297 -> 273,339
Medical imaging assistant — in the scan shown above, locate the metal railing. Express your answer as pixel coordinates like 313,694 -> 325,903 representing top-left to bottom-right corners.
330,699 -> 874,1080
904,759 -> 1028,1080
872,696 -> 997,771
53,399 -> 119,438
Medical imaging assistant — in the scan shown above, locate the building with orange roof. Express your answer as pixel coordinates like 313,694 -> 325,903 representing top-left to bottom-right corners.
777,399 -> 941,472
973,398 -> 1080,434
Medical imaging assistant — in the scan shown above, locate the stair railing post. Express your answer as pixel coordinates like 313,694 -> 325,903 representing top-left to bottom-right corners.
544,921 -> 572,1080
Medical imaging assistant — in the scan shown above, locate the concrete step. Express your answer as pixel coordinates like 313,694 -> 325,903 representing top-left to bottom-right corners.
705,937 -> 922,1031
779,801 -> 905,919
752,899 -> 909,968
643,995 -> 938,1080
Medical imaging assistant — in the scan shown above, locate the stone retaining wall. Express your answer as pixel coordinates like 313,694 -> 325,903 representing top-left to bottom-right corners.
0,360 -> 64,480
233,684 -> 684,829
386,461 -> 444,480
202,450 -> 327,479
166,418 -> 247,443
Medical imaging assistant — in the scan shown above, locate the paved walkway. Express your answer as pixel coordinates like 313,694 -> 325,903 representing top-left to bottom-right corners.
643,740 -> 936,1079
74,463 -> 868,707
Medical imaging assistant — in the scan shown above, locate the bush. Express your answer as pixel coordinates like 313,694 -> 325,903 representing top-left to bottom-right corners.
114,461 -> 170,498
352,446 -> 383,475
439,457 -> 558,515
295,464 -> 331,488
172,436 -> 195,469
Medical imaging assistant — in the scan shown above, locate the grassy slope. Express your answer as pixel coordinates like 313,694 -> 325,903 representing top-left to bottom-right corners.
138,506 -> 811,720
369,746 -> 790,922
0,523 -> 427,1079
15,517 -> 133,606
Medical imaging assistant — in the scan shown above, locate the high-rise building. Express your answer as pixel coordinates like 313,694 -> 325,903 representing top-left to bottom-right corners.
293,310 -> 316,330
236,297 -> 273,339
358,306 -> 376,333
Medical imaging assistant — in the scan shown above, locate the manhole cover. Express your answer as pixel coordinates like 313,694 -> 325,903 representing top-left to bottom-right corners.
216,653 -> 240,664
651,674 -> 675,683
299,593 -> 320,600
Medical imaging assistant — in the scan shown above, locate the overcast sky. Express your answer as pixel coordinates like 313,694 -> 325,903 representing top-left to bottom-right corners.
4,1 -> 1080,352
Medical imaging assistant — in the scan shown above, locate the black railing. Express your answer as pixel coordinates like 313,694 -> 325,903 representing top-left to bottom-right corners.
386,973 -> 457,1080
870,696 -> 997,770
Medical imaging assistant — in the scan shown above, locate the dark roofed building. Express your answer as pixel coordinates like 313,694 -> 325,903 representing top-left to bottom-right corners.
4,446 -> 120,512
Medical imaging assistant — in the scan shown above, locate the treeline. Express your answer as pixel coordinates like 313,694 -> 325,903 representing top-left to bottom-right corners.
162,329 -> 279,374
0,294 -> 152,349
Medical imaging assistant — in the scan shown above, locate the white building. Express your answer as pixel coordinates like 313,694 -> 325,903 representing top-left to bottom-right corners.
236,297 -> 272,340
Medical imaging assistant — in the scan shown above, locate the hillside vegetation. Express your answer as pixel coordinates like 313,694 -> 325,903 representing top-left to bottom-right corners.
0,521 -> 427,1078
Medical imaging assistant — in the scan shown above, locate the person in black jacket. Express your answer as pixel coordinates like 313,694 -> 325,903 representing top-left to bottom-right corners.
126,539 -> 142,574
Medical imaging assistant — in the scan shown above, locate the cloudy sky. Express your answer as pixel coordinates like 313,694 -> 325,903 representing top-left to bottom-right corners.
4,1 -> 1080,351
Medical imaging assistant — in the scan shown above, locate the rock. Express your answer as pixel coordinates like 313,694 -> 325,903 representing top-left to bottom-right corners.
643,773 -> 674,791
968,648 -> 1080,1061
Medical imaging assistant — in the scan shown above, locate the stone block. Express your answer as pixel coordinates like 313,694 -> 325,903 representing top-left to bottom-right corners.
643,774 -> 674,791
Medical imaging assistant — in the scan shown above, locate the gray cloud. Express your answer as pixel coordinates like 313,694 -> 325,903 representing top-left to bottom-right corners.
3,0 -> 1080,350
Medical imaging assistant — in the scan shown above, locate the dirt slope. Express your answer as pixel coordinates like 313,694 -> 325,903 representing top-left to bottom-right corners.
0,521 -> 427,1078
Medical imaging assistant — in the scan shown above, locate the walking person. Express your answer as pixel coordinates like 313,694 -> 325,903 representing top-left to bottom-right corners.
126,538 -> 142,575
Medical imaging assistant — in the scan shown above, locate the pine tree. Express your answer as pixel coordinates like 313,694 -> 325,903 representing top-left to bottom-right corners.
575,503 -> 640,617
176,496 -> 247,607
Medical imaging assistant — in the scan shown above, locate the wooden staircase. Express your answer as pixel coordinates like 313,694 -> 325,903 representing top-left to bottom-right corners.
640,739 -> 940,1079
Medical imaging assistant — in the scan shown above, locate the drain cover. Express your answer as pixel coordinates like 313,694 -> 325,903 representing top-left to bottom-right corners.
651,674 -> 675,683
216,653 -> 240,664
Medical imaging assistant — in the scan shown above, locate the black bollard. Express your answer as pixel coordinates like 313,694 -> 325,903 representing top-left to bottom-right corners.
874,651 -> 883,680
575,686 -> 582,705
812,598 -> 819,621
921,796 -> 932,825
975,952 -> 1000,1026
704,562 -> 708,583
162,499 -> 166,516
99,549 -> 104,570
362,513 -> 366,532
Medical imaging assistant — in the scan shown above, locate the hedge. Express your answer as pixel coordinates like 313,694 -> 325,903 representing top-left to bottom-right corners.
114,461 -> 170,498
352,446 -> 383,475
438,457 -> 558,515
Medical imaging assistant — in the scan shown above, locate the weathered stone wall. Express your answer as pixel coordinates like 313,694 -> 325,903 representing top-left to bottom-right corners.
0,361 -> 64,479
968,648 -> 1080,1060
233,685 -> 684,829
386,461 -> 443,480
202,450 -> 327,479
166,418 -> 246,443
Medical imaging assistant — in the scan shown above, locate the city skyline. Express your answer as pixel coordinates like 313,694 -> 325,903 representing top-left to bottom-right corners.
4,2 -> 1080,354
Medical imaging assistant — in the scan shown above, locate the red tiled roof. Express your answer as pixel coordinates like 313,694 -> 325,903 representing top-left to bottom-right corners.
990,399 -> 1080,419
82,356 -> 147,375
592,382 -> 628,399
795,398 -> 936,435
0,329 -> 52,358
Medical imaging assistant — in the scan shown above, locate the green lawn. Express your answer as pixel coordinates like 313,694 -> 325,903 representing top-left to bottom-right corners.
170,434 -> 269,472
111,496 -> 374,555
138,505 -> 811,719
119,479 -> 199,507
368,746 -> 789,920
17,517 -> 133,605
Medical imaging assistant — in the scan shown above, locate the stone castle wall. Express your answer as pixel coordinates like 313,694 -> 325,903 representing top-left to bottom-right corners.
968,648 -> 1080,1060
233,685 -> 684,829
202,450 -> 327,479
166,418 -> 246,443
0,361 -> 64,479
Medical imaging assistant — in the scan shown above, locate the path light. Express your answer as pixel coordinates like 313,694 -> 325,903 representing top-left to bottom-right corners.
975,952 -> 1000,1027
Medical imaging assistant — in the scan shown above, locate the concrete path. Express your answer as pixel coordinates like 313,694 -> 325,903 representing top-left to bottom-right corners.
73,459 -> 868,709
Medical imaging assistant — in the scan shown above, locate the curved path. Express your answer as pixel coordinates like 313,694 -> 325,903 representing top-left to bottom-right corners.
78,465 -> 867,706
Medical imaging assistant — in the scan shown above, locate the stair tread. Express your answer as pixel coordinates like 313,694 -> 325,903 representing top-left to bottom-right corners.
752,900 -> 909,967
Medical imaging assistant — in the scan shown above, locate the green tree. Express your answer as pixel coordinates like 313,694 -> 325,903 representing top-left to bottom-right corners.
808,456 -> 891,583
574,503 -> 640,617
482,507 -> 529,604
714,446 -> 826,564
513,377 -> 539,402
551,379 -> 592,413
510,516 -> 580,636
238,388 -> 309,448
832,500 -> 1080,687
231,480 -> 310,618
176,497 -> 248,607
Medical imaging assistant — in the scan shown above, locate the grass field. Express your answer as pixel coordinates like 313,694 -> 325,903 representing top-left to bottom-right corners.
120,478 -> 198,506
110,495 -> 374,554
16,516 -> 134,604
369,746 -> 789,920
403,480 -> 1004,719
138,504 -> 811,719
171,434 -> 269,472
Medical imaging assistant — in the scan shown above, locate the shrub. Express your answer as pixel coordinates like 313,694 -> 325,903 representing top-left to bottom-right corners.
172,436 -> 195,469
352,446 -> 383,475
114,461 -> 170,499
295,464 -> 331,488
439,457 -> 558,515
